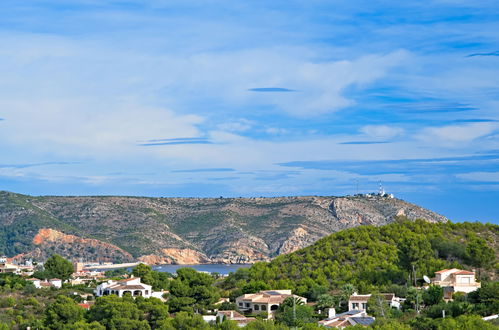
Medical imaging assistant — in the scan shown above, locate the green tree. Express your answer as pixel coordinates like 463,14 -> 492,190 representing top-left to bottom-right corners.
158,311 -> 210,329
44,295 -> 85,329
136,297 -> 169,329
88,295 -> 142,329
217,301 -> 237,311
44,254 -> 73,280
244,319 -> 289,330
466,237 -> 495,276
275,297 -> 315,327
423,285 -> 444,306
315,294 -> 337,313
434,314 -> 497,330
367,293 -> 390,318
132,264 -> 170,290
63,321 -> 106,330
168,268 -> 219,313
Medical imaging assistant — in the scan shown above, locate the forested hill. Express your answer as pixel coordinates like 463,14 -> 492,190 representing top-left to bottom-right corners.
0,191 -> 448,263
223,220 -> 498,298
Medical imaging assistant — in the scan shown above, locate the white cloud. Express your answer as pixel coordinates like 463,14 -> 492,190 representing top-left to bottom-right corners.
217,119 -> 253,132
457,171 -> 499,182
416,123 -> 497,145
360,125 -> 405,140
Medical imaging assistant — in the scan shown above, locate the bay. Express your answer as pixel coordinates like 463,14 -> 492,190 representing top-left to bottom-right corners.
153,263 -> 251,275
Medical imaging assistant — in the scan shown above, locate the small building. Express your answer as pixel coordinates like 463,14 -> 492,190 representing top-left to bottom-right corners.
27,278 -> 62,289
49,278 -> 62,288
348,292 -> 403,311
95,277 -> 153,298
432,268 -> 481,299
236,290 -> 307,319
318,309 -> 375,329
216,310 -> 256,327
0,257 -> 21,274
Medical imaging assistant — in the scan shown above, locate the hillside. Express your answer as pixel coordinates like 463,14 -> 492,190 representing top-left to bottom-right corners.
223,220 -> 498,298
0,191 -> 449,264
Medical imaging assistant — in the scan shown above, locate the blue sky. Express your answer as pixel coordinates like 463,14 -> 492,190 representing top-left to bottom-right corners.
1,0 -> 499,223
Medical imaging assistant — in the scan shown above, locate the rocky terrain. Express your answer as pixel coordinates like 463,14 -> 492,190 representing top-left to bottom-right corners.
0,191 -> 448,264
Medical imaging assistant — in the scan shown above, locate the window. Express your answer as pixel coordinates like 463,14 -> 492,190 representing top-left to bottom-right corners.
352,303 -> 359,309
254,305 -> 260,310
239,302 -> 243,307
362,303 -> 367,310
261,305 -> 266,310
245,303 -> 250,308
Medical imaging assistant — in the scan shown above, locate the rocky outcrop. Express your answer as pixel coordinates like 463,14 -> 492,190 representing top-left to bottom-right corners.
278,227 -> 314,255
29,228 -> 134,262
0,191 -> 449,263
138,248 -> 210,265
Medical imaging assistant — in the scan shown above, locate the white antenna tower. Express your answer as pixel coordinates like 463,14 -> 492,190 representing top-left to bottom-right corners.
379,181 -> 385,196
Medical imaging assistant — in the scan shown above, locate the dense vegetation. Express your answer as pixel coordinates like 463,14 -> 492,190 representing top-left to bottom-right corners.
222,219 -> 498,299
0,219 -> 497,329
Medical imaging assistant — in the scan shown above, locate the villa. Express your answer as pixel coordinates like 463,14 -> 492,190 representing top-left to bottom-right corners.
432,268 -> 481,299
236,290 -> 307,318
94,277 -> 166,300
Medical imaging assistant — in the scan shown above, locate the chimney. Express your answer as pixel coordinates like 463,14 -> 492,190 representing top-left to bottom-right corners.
230,311 -> 234,318
328,308 -> 336,319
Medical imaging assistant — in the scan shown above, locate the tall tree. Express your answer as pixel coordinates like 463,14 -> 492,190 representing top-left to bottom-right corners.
44,254 -> 73,280
44,295 -> 85,329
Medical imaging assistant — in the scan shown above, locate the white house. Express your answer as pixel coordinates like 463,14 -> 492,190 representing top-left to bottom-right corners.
432,268 -> 481,299
348,292 -> 403,311
26,278 -> 62,289
236,290 -> 307,318
95,277 -> 153,298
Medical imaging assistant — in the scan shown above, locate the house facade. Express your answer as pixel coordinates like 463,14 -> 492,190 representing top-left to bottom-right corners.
432,268 -> 481,299
95,277 -> 153,298
348,292 -> 403,311
236,290 -> 307,318
27,278 -> 62,289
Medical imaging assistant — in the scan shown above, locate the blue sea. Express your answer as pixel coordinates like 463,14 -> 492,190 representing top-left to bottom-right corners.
153,263 -> 251,275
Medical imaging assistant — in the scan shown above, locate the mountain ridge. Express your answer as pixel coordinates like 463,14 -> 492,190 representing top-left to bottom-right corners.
0,190 -> 449,264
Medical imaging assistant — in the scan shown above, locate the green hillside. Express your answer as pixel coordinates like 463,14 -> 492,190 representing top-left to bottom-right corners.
223,219 -> 498,298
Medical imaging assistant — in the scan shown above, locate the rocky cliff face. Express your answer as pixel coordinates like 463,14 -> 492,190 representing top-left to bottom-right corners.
0,191 -> 448,264
28,228 -> 134,262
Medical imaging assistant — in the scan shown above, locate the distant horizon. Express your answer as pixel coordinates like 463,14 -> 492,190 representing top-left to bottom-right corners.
1,1 -> 498,225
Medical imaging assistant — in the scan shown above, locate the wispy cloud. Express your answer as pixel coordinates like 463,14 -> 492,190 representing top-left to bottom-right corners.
172,168 -> 235,173
0,161 -> 80,169
451,119 -> 498,123
466,51 -> 499,57
248,87 -> 296,92
137,138 -> 211,146
340,141 -> 390,145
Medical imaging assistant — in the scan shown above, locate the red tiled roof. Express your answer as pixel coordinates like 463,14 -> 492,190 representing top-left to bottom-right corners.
79,303 -> 91,309
111,285 -> 146,290
434,269 -> 450,274
349,295 -> 371,301
454,270 -> 475,275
